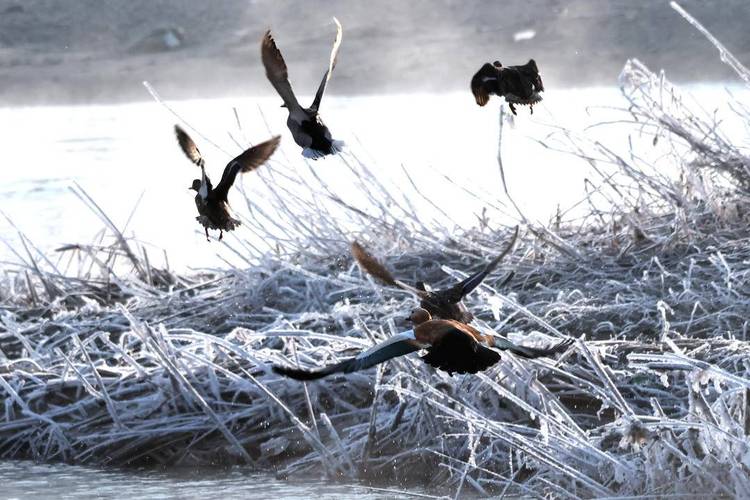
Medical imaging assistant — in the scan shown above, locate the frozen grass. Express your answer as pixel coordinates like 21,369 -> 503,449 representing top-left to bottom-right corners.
2,3 -> 750,497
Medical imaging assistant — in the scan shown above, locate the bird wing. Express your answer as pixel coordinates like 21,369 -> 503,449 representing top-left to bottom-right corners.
261,30 -> 306,118
470,63 -> 500,106
310,17 -> 343,113
174,125 -> 205,167
499,67 -> 535,101
351,240 -> 397,286
351,240 -> 424,295
516,59 -> 544,92
272,330 -> 422,380
492,336 -> 573,359
442,225 -> 519,302
211,136 -> 281,202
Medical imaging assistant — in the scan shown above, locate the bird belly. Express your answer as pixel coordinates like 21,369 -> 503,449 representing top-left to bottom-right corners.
504,91 -> 543,105
297,115 -> 336,156
194,198 -> 240,231
287,116 -> 313,148
421,341 -> 499,375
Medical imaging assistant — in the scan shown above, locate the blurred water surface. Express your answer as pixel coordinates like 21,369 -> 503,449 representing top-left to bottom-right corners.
0,460 -> 416,499
0,86 -> 746,270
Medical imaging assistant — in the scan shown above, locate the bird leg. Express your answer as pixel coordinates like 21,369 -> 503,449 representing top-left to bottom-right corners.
219,230 -> 224,241
205,227 -> 210,242
508,102 -> 518,115
530,104 -> 534,115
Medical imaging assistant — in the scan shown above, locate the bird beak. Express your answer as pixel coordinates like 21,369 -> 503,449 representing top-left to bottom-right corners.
280,103 -> 287,108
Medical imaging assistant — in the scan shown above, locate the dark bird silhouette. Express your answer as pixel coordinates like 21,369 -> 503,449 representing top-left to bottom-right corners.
352,226 -> 519,323
174,125 -> 280,241
471,59 -> 544,115
272,307 -> 573,380
261,17 -> 343,159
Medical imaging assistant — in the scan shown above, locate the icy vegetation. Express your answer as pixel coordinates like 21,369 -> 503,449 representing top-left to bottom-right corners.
2,5 -> 750,498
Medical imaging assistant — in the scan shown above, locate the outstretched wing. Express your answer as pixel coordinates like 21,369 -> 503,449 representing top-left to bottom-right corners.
174,125 -> 205,167
210,136 -> 281,202
261,30 -> 306,117
499,66 -> 536,101
442,225 -> 519,302
470,63 -> 501,106
351,240 -> 397,286
516,59 -> 544,92
310,17 -> 343,113
492,337 -> 573,359
272,331 -> 422,381
351,240 -> 424,295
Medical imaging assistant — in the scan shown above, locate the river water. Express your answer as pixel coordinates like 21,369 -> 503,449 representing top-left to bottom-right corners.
0,460 -> 427,499
2,85 -> 745,272
0,88 -> 645,270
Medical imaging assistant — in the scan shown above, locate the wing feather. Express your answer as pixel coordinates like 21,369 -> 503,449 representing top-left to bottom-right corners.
351,240 -> 424,295
310,17 -> 343,112
499,66 -> 535,101
443,225 -> 519,302
351,240 -> 397,286
261,30 -> 305,116
492,337 -> 573,359
174,125 -> 205,167
211,136 -> 281,202
272,331 -> 420,380
515,59 -> 544,92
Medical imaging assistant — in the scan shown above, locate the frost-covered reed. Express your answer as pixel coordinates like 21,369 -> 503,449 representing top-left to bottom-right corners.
2,3 -> 750,497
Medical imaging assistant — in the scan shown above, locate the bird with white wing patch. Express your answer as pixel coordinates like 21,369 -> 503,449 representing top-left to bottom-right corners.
261,17 -> 344,159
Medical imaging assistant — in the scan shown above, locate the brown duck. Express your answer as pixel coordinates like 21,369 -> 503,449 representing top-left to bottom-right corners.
261,17 -> 344,159
471,59 -> 544,115
174,125 -> 280,241
351,227 -> 518,323
273,307 -> 573,380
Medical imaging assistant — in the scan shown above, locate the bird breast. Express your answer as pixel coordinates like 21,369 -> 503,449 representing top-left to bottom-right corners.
415,320 -> 485,345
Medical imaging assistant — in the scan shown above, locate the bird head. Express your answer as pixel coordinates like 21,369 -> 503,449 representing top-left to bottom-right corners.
407,307 -> 432,326
493,60 -> 502,68
189,179 -> 201,191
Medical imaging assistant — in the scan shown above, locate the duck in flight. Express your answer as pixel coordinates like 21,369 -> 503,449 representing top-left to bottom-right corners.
471,59 -> 544,115
351,227 -> 519,323
174,125 -> 280,241
261,17 -> 344,159
273,307 -> 573,380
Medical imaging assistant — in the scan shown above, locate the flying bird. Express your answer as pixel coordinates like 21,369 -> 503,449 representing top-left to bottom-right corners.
174,125 -> 280,241
261,17 -> 344,159
351,227 -> 519,323
273,307 -> 573,380
471,59 -> 544,115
